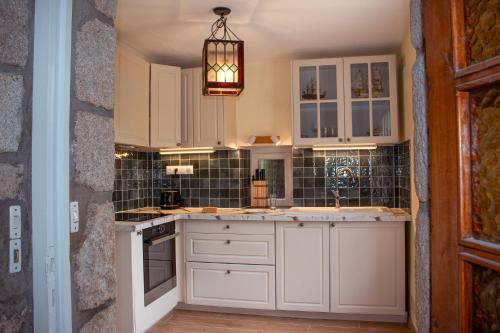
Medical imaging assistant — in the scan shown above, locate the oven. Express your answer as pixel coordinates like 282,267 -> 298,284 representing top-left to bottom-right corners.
142,221 -> 178,306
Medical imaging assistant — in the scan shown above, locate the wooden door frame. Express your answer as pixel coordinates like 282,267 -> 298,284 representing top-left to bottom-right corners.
424,0 -> 460,330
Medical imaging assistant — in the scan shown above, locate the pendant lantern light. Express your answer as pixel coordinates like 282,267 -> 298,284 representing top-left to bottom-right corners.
202,7 -> 244,96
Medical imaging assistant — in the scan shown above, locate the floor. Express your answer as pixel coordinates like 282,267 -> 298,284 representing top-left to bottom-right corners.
146,310 -> 412,333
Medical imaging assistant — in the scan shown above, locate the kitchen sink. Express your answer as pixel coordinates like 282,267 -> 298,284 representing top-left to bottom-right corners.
287,206 -> 391,214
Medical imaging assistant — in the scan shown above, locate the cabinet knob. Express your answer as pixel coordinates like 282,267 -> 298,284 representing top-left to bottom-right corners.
226,270 -> 231,274
346,138 -> 351,142
331,223 -> 336,228
226,240 -> 231,244
217,141 -> 221,145
176,142 -> 181,146
299,222 -> 304,227
224,225 -> 230,229
338,138 -> 343,142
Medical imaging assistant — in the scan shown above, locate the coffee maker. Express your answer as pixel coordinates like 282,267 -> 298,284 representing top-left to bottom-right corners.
160,190 -> 182,210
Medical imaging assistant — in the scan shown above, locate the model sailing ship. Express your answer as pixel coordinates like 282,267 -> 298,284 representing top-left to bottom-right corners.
372,67 -> 385,98
351,69 -> 369,98
302,78 -> 326,100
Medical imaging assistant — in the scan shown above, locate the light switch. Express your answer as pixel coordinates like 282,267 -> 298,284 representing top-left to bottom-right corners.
9,205 -> 21,239
70,201 -> 79,233
9,239 -> 21,273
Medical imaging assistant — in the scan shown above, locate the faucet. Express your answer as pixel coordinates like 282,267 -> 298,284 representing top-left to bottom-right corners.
330,167 -> 355,208
330,189 -> 341,208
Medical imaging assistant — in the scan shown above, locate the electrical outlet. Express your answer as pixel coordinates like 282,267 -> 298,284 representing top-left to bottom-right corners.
166,165 -> 194,175
9,205 -> 21,239
9,239 -> 21,273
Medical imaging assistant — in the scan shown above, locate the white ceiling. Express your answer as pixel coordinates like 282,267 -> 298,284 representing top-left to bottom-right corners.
116,0 -> 410,68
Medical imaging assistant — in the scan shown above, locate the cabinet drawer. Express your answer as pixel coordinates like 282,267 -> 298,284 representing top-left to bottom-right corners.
186,233 -> 275,265
185,221 -> 274,235
186,262 -> 275,310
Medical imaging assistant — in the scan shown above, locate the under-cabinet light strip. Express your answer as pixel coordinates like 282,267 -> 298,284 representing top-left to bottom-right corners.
159,147 -> 215,155
311,144 -> 377,151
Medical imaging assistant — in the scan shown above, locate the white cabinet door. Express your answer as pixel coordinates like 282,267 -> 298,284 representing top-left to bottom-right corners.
191,69 -> 223,148
180,69 -> 194,147
276,222 -> 330,312
292,58 -> 345,145
185,233 -> 275,265
330,222 -> 405,315
114,47 -> 150,146
150,64 -> 181,148
343,55 -> 399,144
186,262 -> 276,310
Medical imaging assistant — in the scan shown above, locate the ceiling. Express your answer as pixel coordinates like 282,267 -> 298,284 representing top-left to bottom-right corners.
116,0 -> 410,68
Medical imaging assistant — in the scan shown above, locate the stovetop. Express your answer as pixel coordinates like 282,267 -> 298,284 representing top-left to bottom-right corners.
115,212 -> 169,222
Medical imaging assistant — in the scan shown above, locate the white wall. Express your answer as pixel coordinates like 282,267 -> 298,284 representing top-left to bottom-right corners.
398,29 -> 419,331
235,59 -> 292,146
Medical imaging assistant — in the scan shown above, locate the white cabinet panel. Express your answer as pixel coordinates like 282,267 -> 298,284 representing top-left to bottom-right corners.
150,64 -> 181,148
181,68 -> 236,148
186,262 -> 275,310
192,68 -> 223,147
276,222 -> 330,312
186,233 -> 275,265
114,47 -> 150,146
343,55 -> 398,144
181,70 -> 193,147
292,58 -> 345,146
330,222 -> 405,315
185,220 -> 275,235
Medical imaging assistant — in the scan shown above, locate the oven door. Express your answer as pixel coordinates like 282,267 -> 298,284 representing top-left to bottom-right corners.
143,230 -> 178,306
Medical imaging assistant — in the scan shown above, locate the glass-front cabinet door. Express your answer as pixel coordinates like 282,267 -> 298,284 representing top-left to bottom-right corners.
292,58 -> 344,145
343,55 -> 398,144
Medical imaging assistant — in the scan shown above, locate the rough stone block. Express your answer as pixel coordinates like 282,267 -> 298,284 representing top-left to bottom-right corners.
0,298 -> 29,332
74,201 -> 116,310
92,0 -> 116,19
410,0 -> 423,51
412,53 -> 428,203
0,164 -> 23,199
80,303 -> 117,333
0,73 -> 24,152
415,202 -> 430,333
75,19 -> 116,110
73,111 -> 115,191
0,0 -> 30,66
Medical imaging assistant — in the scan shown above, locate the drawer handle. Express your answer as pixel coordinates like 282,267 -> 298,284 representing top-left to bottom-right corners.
299,222 -> 304,227
225,240 -> 231,244
224,225 -> 230,229
226,270 -> 231,274
330,223 -> 336,228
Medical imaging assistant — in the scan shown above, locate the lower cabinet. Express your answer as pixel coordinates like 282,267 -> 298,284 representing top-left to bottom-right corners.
186,262 -> 276,310
276,222 -> 330,312
330,222 -> 405,315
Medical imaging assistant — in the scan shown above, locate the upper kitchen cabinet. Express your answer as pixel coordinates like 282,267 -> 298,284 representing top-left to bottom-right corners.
292,55 -> 399,145
115,46 -> 181,148
114,47 -> 150,146
344,55 -> 398,144
181,68 -> 236,148
292,58 -> 345,145
150,64 -> 181,148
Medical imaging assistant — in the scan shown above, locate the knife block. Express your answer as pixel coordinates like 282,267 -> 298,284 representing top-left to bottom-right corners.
251,180 -> 268,208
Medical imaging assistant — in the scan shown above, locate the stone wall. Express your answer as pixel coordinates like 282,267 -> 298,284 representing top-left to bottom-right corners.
70,0 -> 117,331
0,0 -> 34,332
410,0 -> 430,332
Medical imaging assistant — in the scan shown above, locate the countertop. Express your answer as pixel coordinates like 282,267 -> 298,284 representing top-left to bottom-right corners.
115,207 -> 411,232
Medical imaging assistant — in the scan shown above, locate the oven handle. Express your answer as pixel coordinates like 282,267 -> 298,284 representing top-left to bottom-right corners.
147,232 -> 180,246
